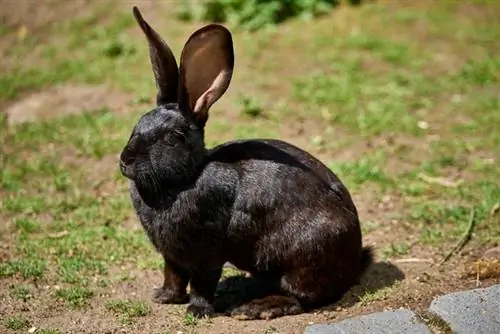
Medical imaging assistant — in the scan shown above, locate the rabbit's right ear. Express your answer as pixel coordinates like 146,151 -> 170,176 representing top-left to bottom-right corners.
133,7 -> 179,105
178,24 -> 234,127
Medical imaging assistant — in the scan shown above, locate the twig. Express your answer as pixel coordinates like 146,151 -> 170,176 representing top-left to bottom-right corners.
439,208 -> 477,266
394,258 -> 433,264
476,261 -> 481,287
490,202 -> 500,217
417,172 -> 464,188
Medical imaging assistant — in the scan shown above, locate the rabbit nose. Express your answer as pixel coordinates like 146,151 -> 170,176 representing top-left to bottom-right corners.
120,135 -> 140,165
119,152 -> 136,179
120,150 -> 135,165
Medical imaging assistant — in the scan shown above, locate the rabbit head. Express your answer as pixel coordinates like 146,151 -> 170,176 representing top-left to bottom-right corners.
119,7 -> 234,203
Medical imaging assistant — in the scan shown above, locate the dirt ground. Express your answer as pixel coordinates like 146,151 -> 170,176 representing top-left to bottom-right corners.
1,1 -> 499,333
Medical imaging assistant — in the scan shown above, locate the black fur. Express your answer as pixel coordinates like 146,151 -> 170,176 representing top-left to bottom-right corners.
119,7 -> 372,320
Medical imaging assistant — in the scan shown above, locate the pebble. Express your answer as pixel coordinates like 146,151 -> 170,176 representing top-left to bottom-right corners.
483,246 -> 500,260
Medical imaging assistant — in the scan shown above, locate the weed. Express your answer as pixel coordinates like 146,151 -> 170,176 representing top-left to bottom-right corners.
182,312 -> 199,326
4,316 -> 30,330
381,243 -> 410,258
359,285 -> 395,305
293,60 -> 430,136
343,33 -> 413,65
330,154 -> 393,189
239,94 -> 263,117
0,24 -> 14,37
178,0 -> 340,31
361,221 -> 381,234
410,203 -> 474,245
38,329 -> 62,334
105,299 -> 150,325
14,217 -> 41,234
418,311 -> 453,334
459,56 -> 500,86
55,287 -> 93,308
137,257 -> 163,270
9,284 -> 32,301
0,259 -> 46,279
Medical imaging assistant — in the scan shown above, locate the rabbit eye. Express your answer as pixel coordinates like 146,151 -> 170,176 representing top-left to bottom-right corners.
163,130 -> 185,144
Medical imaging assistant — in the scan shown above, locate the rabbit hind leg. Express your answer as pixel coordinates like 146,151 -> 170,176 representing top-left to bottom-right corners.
229,294 -> 303,320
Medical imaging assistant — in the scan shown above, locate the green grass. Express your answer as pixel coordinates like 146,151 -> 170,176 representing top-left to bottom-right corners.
55,287 -> 93,308
330,153 -> 393,190
419,311 -> 453,334
9,284 -> 32,301
0,0 -> 499,331
0,259 -> 46,279
381,242 -> 410,259
4,316 -> 31,331
358,284 -> 396,305
177,0 -> 341,31
105,299 -> 151,324
0,9 -> 140,101
182,313 -> 199,326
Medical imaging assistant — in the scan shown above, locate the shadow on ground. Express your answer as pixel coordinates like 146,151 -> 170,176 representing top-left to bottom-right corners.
213,261 -> 405,315
331,261 -> 406,309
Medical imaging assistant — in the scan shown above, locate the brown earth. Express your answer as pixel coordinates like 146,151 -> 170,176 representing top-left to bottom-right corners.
1,1 -> 499,333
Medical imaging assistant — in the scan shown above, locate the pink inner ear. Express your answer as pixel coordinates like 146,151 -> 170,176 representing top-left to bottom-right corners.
193,69 -> 232,115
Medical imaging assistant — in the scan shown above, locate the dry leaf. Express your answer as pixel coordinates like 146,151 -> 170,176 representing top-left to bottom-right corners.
48,230 -> 69,239
462,259 -> 500,279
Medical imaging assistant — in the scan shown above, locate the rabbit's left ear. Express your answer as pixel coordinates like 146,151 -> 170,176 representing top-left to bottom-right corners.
133,6 -> 179,106
178,24 -> 234,127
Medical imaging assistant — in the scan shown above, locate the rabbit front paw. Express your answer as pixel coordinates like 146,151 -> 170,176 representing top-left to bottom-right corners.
153,287 -> 189,304
186,302 -> 215,318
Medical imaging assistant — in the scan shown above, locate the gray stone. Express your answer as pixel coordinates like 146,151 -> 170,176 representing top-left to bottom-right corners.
429,284 -> 500,334
304,309 -> 431,334
483,246 -> 500,260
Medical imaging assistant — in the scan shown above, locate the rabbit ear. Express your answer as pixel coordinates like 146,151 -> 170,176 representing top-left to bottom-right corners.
178,24 -> 234,127
133,6 -> 179,105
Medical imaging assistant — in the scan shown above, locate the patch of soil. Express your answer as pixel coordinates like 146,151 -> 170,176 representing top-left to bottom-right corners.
2,255 -> 498,334
3,84 -> 131,126
0,1 -> 89,33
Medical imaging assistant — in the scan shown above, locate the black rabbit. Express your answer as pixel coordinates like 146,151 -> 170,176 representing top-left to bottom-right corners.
119,6 -> 373,320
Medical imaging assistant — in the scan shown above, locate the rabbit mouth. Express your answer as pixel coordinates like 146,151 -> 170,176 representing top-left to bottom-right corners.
119,159 -> 135,179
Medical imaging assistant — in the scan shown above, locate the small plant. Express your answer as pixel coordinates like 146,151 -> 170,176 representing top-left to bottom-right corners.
182,312 -> 199,326
359,285 -> 395,305
239,94 -> 263,118
39,329 -> 62,334
329,155 -> 393,189
0,259 -> 46,279
381,242 -> 410,258
9,284 -> 32,301
4,316 -> 30,330
55,287 -> 93,308
105,299 -> 150,325
178,0 -> 341,31
14,217 -> 41,233
418,311 -> 453,334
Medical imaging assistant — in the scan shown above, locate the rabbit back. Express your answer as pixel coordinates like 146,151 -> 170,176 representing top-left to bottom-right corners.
206,139 -> 363,276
